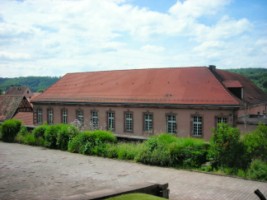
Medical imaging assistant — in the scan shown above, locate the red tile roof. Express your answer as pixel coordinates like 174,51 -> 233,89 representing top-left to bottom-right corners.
13,112 -> 33,126
32,67 -> 240,106
216,69 -> 267,104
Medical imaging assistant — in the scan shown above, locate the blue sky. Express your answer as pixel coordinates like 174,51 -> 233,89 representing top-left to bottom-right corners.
0,0 -> 266,77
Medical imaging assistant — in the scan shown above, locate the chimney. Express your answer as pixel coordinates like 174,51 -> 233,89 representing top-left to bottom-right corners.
209,65 -> 216,72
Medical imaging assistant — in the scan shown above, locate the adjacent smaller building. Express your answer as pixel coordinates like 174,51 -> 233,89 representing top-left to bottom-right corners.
0,86 -> 34,126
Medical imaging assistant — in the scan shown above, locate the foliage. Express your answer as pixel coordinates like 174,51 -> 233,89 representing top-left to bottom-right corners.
246,159 -> 267,181
0,124 -> 2,139
1,119 -> 22,142
0,76 -> 59,92
44,125 -> 62,149
68,130 -> 116,155
114,142 -> 144,160
32,124 -> 49,146
16,130 -> 36,145
227,68 -> 267,93
136,134 -> 208,168
106,193 -> 167,200
56,124 -> 79,150
242,124 -> 267,162
209,123 -> 248,169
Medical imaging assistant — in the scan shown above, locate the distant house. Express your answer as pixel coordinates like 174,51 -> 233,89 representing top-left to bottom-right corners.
30,66 -> 267,140
0,86 -> 36,126
5,86 -> 33,99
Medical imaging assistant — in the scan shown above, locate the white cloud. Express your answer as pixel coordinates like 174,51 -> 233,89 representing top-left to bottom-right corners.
141,45 -> 165,53
169,0 -> 231,18
0,0 -> 266,77
0,51 -> 31,60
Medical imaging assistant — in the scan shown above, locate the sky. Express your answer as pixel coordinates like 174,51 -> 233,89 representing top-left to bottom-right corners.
0,0 -> 267,77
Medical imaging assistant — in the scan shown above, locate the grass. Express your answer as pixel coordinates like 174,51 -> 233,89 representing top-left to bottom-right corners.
105,193 -> 167,200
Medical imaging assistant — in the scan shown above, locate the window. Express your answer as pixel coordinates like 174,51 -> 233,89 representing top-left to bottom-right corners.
124,112 -> 133,132
90,110 -> 99,130
61,108 -> 68,124
47,108 -> 53,124
144,113 -> 153,132
192,115 -> 203,136
216,116 -> 228,124
166,114 -> 177,134
76,109 -> 84,125
37,108 -> 43,124
107,111 -> 115,131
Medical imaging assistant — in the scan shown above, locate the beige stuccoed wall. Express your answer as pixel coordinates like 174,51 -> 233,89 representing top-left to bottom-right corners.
35,104 -> 235,140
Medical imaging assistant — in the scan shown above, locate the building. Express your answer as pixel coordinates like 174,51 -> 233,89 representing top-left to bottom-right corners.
33,66 -> 267,140
0,86 -> 36,126
211,68 -> 267,133
5,86 -> 33,99
0,95 -> 33,125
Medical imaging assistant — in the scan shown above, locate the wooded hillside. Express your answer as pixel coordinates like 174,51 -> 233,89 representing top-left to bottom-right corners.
0,76 -> 59,93
227,68 -> 267,93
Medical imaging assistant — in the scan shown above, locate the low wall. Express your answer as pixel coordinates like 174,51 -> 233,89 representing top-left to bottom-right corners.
63,182 -> 169,200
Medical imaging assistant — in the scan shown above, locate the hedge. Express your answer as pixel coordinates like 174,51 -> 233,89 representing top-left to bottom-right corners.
1,119 -> 22,142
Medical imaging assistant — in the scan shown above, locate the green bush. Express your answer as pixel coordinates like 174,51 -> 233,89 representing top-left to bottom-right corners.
44,125 -> 61,149
1,119 -> 22,142
247,159 -> 267,181
243,124 -> 267,162
116,142 -> 144,160
169,139 -> 209,168
136,134 -> 208,168
68,130 -> 116,155
68,131 -> 90,153
209,123 -> 247,169
15,126 -> 28,143
57,124 -> 79,150
32,124 -> 48,146
0,124 -> 2,140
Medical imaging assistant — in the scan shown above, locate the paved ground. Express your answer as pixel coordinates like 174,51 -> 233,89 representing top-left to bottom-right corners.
0,142 -> 266,200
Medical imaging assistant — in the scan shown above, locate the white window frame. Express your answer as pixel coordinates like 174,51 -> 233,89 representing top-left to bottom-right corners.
144,113 -> 153,132
167,114 -> 177,134
62,109 -> 68,124
91,110 -> 99,130
107,111 -> 115,131
192,116 -> 202,136
124,112 -> 133,132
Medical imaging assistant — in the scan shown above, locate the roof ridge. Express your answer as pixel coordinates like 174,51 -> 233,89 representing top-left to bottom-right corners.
65,66 -> 208,75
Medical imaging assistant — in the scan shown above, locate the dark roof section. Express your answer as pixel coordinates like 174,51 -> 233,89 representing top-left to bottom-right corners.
215,69 -> 267,105
0,95 -> 24,121
0,95 -> 33,122
32,67 -> 240,106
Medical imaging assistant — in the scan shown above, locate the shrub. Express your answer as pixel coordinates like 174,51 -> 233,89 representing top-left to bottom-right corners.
0,124 -> 2,140
68,131 -> 90,153
242,124 -> 267,162
209,123 -> 247,169
247,159 -> 267,181
1,119 -> 22,142
57,124 -> 79,150
32,124 -> 48,146
44,125 -> 61,149
68,130 -> 116,155
15,126 -> 28,143
169,139 -> 209,168
116,142 -> 144,160
136,134 -> 208,168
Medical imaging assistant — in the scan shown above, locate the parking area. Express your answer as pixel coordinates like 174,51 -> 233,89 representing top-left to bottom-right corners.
0,142 -> 266,200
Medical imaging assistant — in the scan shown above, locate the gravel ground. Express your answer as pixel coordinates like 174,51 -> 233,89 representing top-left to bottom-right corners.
0,142 -> 266,200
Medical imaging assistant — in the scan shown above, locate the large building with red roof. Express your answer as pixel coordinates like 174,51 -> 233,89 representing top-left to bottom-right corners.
31,66 -> 267,140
